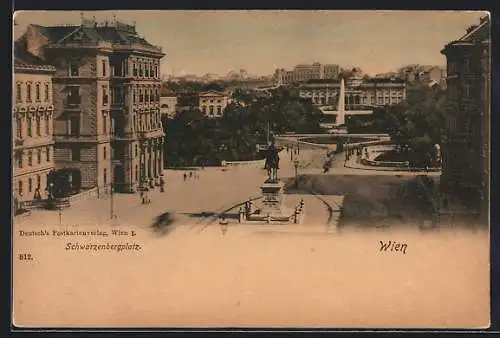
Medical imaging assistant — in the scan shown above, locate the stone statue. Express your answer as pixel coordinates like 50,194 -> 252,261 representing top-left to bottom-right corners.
264,140 -> 280,182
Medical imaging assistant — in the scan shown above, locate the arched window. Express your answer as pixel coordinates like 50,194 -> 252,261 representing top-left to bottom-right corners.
26,83 -> 32,102
44,83 -> 50,102
16,83 -> 22,102
36,83 -> 41,101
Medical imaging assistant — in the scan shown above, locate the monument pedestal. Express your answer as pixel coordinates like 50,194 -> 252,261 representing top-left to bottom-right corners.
240,179 -> 304,224
260,180 -> 285,215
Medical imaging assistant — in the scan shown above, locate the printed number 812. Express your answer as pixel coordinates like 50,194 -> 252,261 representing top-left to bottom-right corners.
18,253 -> 33,261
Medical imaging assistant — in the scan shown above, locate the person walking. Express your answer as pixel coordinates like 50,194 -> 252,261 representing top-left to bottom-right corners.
183,173 -> 187,182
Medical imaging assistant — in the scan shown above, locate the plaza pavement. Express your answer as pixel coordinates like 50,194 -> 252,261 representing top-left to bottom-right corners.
14,148 -> 345,232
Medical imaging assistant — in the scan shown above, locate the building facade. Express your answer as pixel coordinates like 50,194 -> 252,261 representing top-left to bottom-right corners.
440,15 -> 490,218
160,88 -> 178,119
13,42 -> 56,202
18,18 -> 165,193
274,62 -> 341,86
199,91 -> 229,118
299,76 -> 406,108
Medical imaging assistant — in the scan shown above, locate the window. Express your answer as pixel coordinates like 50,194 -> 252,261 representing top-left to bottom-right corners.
69,116 -> 80,136
463,82 -> 470,99
135,144 -> 138,157
46,146 -> 50,162
71,147 -> 81,161
140,90 -> 144,103
26,83 -> 32,102
135,165 -> 138,181
209,106 -> 214,115
16,118 -> 22,139
17,153 -> 22,168
18,181 -> 23,196
36,83 -> 41,101
133,89 -> 136,104
69,62 -> 79,76
27,117 -> 32,137
36,175 -> 41,189
139,63 -> 143,77
463,58 -> 470,73
217,106 -> 222,115
145,90 -> 149,103
28,150 -> 32,166
103,112 -> 107,134
67,87 -> 80,105
45,83 -> 49,102
45,115 -> 50,135
37,149 -> 41,164
28,178 -> 32,193
36,116 -> 41,136
145,64 -> 150,77
103,168 -> 107,185
103,87 -> 108,105
133,63 -> 137,76
16,83 -> 22,102
102,60 -> 106,77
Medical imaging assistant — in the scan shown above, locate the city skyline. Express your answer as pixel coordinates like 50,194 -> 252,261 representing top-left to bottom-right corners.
14,10 -> 486,77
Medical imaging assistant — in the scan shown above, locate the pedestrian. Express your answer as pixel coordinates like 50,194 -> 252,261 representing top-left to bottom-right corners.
183,173 -> 187,181
140,190 -> 145,204
189,171 -> 193,179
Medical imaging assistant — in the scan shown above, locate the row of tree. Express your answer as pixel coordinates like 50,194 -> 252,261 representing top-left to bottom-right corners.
162,87 -> 324,167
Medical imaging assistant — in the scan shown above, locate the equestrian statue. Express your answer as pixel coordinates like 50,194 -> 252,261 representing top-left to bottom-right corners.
264,139 -> 280,182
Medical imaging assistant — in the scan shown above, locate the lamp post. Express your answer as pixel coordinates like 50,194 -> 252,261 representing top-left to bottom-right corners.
294,159 -> 299,187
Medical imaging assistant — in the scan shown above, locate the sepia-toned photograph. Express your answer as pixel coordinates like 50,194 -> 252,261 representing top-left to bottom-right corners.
12,10 -> 490,329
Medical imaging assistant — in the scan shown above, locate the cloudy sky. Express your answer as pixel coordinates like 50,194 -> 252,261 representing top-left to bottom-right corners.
13,10 -> 487,77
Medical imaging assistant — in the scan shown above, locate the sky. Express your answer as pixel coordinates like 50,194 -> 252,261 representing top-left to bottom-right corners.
13,10 -> 487,77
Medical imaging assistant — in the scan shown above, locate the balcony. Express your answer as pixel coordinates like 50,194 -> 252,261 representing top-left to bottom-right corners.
65,97 -> 82,109
111,98 -> 126,108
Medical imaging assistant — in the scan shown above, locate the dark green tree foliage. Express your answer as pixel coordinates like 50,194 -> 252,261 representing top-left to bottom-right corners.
163,87 -> 324,166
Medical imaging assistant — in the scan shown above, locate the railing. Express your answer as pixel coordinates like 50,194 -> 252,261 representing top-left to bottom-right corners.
65,97 -> 81,107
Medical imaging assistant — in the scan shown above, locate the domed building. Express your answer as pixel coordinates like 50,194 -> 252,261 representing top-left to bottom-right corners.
345,67 -> 364,87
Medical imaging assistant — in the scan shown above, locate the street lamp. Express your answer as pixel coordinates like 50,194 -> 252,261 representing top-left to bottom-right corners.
294,159 -> 300,187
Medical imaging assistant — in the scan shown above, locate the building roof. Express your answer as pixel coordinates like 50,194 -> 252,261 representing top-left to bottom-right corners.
442,15 -> 490,54
456,15 -> 490,42
199,90 -> 228,97
30,20 -> 162,52
13,40 -> 55,71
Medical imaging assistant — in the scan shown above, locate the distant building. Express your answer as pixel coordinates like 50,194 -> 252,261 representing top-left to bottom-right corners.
299,74 -> 406,107
440,15 -> 490,218
273,62 -> 341,86
322,64 -> 341,80
198,90 -> 229,118
398,64 -> 447,87
13,41 -> 56,202
160,88 -> 178,119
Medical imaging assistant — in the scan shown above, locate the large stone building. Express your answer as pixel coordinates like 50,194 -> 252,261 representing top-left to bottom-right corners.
199,90 -> 229,118
440,15 -> 490,218
299,75 -> 406,108
13,42 -> 56,202
274,62 -> 341,86
17,17 -> 165,193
